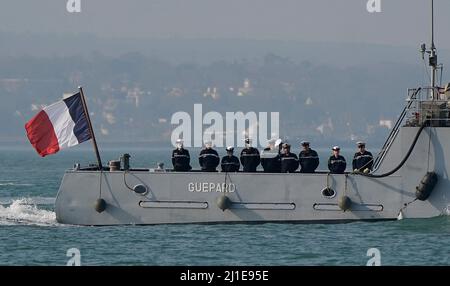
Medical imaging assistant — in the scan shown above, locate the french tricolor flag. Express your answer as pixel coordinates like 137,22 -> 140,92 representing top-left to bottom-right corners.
25,92 -> 91,157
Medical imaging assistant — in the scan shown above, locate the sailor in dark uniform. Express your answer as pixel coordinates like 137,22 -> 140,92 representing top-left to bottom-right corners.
199,141 -> 220,172
221,146 -> 240,172
240,138 -> 260,172
328,146 -> 346,174
352,141 -> 373,173
171,139 -> 192,171
280,143 -> 299,173
260,138 -> 281,173
298,141 -> 319,173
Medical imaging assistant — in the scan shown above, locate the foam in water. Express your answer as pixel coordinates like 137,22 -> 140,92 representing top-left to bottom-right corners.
0,198 -> 57,226
0,182 -> 34,187
445,205 -> 450,216
0,197 -> 55,205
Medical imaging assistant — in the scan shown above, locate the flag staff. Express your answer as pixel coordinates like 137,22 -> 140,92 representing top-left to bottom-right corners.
78,86 -> 103,169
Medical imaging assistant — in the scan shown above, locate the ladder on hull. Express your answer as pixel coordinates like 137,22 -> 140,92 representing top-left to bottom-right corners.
372,88 -> 421,171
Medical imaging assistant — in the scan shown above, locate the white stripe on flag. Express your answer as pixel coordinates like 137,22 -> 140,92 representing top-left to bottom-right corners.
43,101 -> 79,149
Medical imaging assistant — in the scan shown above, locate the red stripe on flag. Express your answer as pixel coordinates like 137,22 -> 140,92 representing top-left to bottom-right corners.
25,110 -> 60,157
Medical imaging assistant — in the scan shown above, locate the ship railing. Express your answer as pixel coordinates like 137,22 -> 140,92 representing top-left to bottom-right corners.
404,87 -> 450,127
373,87 -> 450,171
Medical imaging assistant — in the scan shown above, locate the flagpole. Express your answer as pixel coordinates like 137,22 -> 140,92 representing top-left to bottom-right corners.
78,86 -> 103,170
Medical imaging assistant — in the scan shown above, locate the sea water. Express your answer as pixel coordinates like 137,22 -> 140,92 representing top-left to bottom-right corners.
0,147 -> 449,265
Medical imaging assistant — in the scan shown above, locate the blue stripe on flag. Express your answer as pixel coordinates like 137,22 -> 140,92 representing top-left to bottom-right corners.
63,93 -> 91,144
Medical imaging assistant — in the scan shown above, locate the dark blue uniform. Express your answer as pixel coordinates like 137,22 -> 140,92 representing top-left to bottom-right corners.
171,148 -> 192,171
280,153 -> 299,173
328,155 -> 346,174
261,148 -> 281,173
299,149 -> 319,173
352,151 -> 373,171
199,148 -> 220,172
221,155 -> 240,172
240,147 -> 260,172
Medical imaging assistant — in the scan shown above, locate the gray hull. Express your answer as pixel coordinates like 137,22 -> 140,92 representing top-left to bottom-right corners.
55,126 -> 450,225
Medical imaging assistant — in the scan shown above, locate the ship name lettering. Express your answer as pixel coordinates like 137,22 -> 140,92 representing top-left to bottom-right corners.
188,182 -> 235,193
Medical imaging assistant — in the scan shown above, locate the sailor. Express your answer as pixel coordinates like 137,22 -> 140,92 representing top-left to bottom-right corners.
276,138 -> 283,154
240,138 -> 261,172
221,146 -> 240,172
298,141 -> 319,173
280,143 -> 299,173
260,138 -> 281,173
155,162 -> 165,172
352,141 -> 373,173
199,141 -> 220,172
328,146 -> 346,174
171,139 -> 192,171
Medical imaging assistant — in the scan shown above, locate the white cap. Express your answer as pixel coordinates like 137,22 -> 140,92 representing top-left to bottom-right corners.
176,139 -> 184,144
204,140 -> 212,147
300,141 -> 310,146
332,146 -> 340,151
226,146 -> 234,151
357,141 -> 366,147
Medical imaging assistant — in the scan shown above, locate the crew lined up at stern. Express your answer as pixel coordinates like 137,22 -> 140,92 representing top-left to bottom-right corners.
171,138 -> 373,174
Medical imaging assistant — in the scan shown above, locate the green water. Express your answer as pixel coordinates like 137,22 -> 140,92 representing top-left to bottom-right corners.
0,147 -> 449,265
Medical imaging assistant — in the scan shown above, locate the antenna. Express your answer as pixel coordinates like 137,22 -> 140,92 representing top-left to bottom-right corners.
430,0 -> 437,92
421,0 -> 440,98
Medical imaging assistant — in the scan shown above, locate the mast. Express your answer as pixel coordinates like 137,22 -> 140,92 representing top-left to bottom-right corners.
429,0 -> 438,97
421,0 -> 440,98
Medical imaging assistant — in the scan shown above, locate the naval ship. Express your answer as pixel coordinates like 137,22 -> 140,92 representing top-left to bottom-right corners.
54,1 -> 450,225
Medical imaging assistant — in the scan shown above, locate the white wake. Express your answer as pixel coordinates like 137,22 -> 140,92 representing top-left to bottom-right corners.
0,198 -> 57,226
445,205 -> 450,216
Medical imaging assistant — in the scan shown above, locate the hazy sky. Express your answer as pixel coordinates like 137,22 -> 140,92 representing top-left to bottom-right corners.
1,0 -> 449,48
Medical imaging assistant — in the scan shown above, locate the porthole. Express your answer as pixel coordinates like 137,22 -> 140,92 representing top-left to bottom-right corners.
133,184 -> 148,196
321,188 -> 336,199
